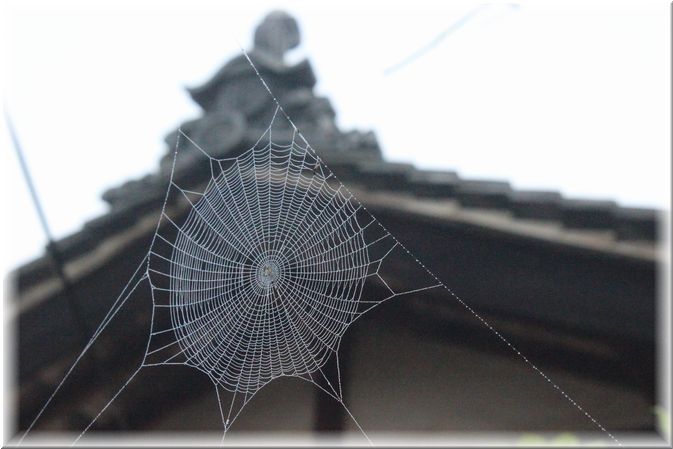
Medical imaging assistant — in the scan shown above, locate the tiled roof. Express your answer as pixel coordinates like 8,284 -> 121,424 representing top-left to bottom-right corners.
12,136 -> 659,297
322,156 -> 660,241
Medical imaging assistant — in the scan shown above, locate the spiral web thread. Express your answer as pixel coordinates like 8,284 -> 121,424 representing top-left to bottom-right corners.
142,109 -> 444,440
18,54 -> 621,448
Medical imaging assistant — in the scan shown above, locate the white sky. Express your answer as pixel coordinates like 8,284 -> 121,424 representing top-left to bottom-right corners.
1,0 -> 670,275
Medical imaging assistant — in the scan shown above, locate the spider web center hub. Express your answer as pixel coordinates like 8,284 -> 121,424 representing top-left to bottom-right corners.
250,250 -> 287,294
256,259 -> 280,288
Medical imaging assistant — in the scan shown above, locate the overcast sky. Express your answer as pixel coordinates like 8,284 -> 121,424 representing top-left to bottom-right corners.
2,0 -> 669,275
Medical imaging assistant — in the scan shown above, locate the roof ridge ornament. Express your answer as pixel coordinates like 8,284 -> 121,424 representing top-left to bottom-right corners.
104,10 -> 381,210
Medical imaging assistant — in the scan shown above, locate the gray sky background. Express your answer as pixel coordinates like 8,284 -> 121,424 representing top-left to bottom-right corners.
2,0 -> 669,275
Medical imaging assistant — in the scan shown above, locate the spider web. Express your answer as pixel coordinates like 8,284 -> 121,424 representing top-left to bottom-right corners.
18,53 -> 620,447
143,108 -> 441,440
